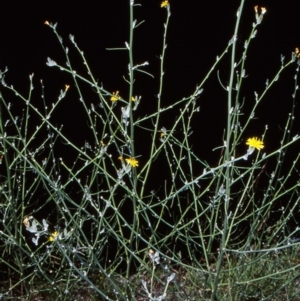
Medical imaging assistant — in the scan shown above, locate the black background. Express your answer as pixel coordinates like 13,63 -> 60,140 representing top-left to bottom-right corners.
1,0 -> 299,201
1,1 -> 300,250
1,0 -> 298,154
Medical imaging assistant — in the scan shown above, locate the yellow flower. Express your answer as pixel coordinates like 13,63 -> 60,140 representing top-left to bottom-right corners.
246,137 -> 264,150
125,157 -> 139,167
49,231 -> 59,242
110,91 -> 120,102
161,0 -> 169,8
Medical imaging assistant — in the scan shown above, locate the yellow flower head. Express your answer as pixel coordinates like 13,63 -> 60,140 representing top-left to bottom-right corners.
49,231 -> 59,242
246,137 -> 264,150
125,157 -> 139,167
110,91 -> 120,102
161,0 -> 169,8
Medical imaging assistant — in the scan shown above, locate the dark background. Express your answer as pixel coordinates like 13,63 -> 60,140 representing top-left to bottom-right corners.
0,0 -> 298,152
1,0 -> 299,204
1,0 -> 300,265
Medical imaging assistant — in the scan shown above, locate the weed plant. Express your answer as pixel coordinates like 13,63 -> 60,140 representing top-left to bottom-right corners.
1,1 -> 300,300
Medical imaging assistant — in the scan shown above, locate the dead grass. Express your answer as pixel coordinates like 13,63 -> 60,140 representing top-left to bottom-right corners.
1,246 -> 300,301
